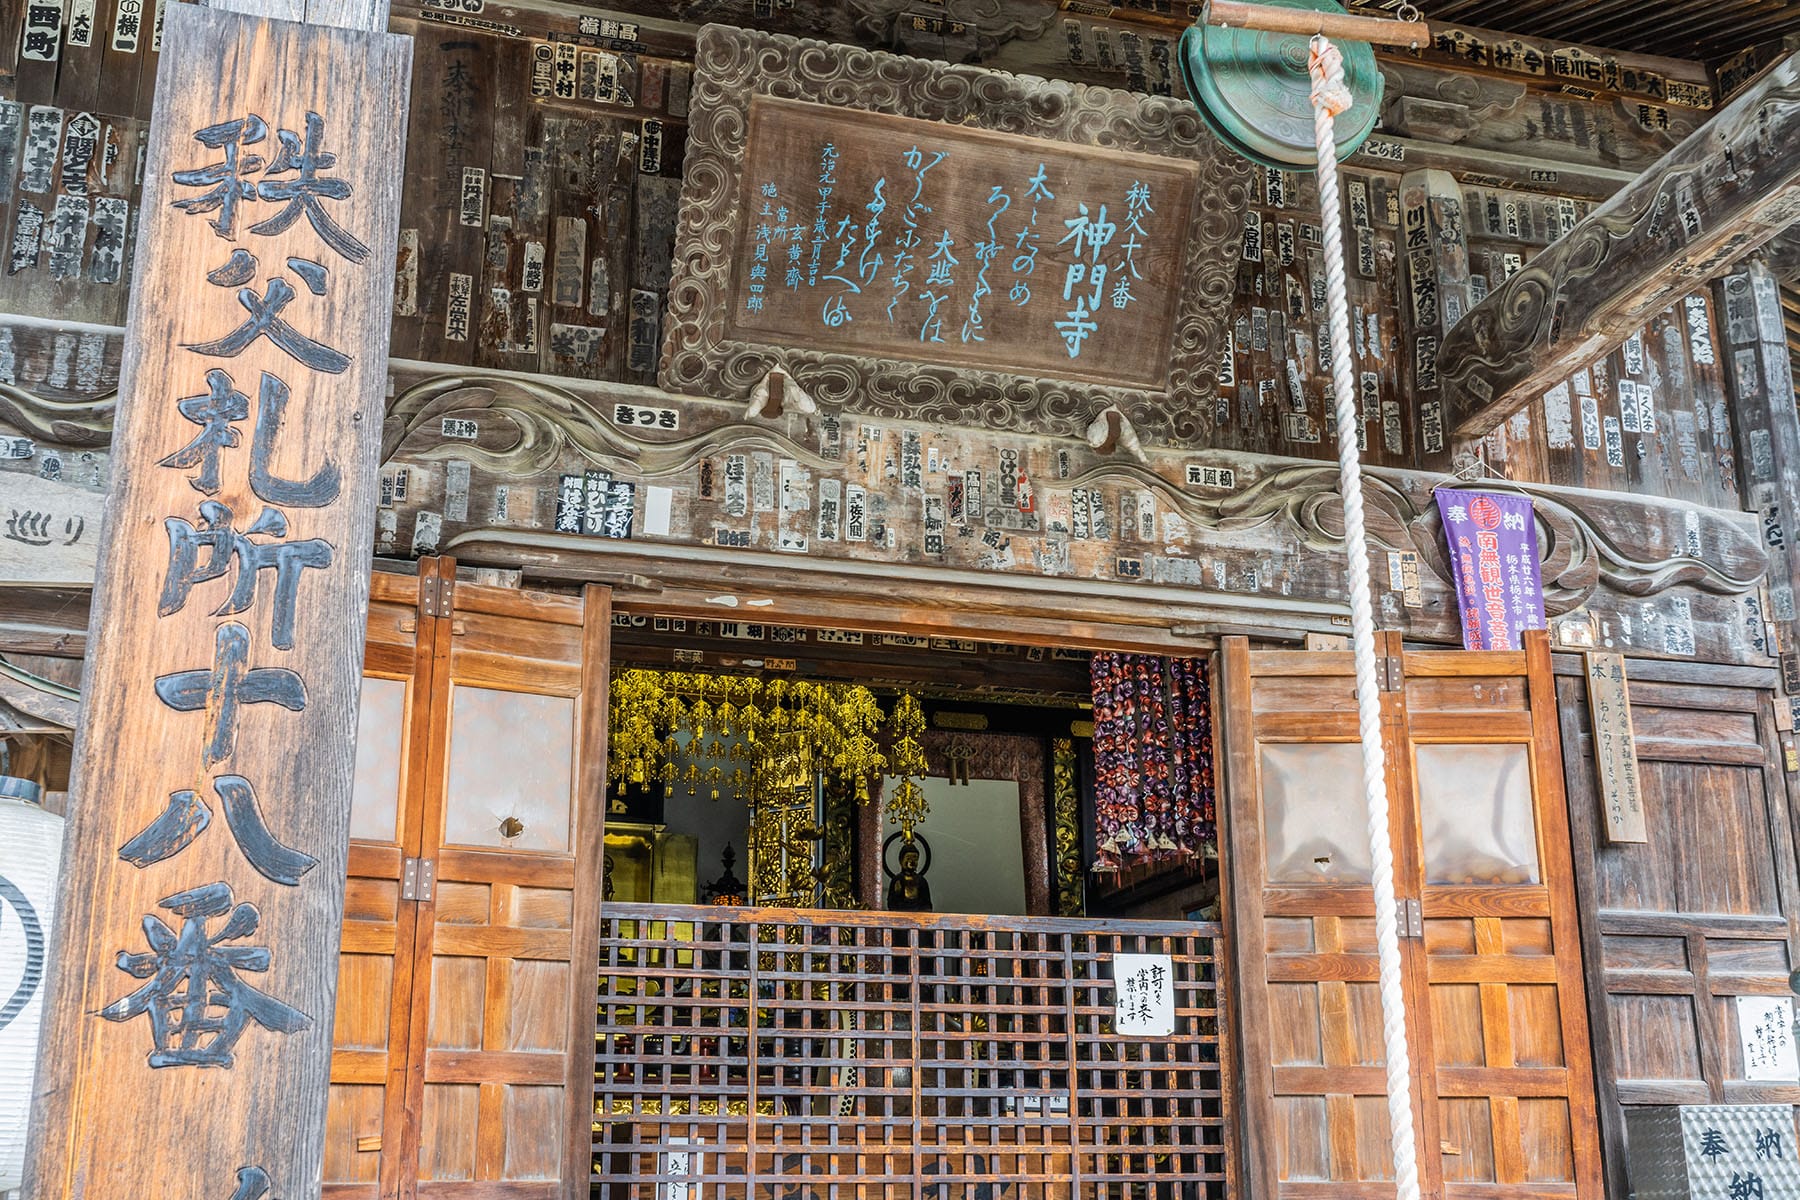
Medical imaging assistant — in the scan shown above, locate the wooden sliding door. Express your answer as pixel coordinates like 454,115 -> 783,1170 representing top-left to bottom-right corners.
324,557 -> 611,1200
1556,657 -> 1800,1199
1220,631 -> 1600,1200
326,563 -> 440,1199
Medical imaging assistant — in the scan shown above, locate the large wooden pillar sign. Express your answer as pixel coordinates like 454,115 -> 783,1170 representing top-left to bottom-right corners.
23,6 -> 410,1199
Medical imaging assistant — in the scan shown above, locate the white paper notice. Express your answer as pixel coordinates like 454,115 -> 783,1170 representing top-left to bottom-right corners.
1112,953 -> 1176,1037
644,485 -> 673,537
1738,995 -> 1799,1081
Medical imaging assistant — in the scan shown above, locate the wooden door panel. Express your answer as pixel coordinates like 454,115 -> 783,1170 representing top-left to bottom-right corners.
1402,640 -> 1598,1200
1559,658 -> 1800,1200
326,570 -> 436,1199
1225,633 -> 1599,1200
404,581 -> 608,1200
329,569 -> 608,1200
1220,639 -> 1419,1200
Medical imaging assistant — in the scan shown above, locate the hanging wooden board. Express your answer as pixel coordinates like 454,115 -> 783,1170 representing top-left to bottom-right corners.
724,97 -> 1199,391
1584,650 -> 1648,842
23,5 -> 411,1199
660,24 -> 1252,447
0,469 -> 103,585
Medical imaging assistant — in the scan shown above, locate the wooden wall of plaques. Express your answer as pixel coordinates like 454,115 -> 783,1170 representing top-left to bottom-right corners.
0,0 -> 1778,668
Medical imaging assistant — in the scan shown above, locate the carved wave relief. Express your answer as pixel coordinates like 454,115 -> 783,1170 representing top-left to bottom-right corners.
1147,462 -> 1765,610
385,371 -> 1767,617
0,382 -> 117,447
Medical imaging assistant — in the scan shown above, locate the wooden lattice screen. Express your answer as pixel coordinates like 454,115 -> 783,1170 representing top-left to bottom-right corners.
593,903 -> 1233,1198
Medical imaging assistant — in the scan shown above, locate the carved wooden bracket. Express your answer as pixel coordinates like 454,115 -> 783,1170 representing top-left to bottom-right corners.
1085,406 -> 1148,464
745,369 -> 817,421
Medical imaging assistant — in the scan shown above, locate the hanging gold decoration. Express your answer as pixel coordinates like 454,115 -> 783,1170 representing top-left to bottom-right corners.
884,693 -> 929,841
606,668 -> 918,813
1052,737 -> 1084,918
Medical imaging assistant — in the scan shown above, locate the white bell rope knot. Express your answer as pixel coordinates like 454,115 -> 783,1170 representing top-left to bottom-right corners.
1307,31 -> 1423,1200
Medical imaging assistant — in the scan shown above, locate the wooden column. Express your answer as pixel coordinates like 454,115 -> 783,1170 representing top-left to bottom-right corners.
1399,168 -> 1473,464
1717,259 -> 1800,718
23,1 -> 410,1197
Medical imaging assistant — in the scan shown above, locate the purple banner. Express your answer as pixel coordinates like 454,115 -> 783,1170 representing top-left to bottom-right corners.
1435,487 -> 1546,651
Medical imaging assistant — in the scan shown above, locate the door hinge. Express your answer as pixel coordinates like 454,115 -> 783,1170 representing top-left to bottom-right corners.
1377,655 -> 1404,692
401,857 -> 436,902
419,574 -> 454,619
1399,897 -> 1424,938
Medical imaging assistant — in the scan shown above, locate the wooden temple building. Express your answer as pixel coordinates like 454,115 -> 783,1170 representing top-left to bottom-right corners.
5,0 -> 1800,1196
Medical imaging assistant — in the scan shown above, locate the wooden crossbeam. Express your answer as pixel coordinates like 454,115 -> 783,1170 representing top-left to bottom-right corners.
1760,226 -> 1800,282
1439,50 -> 1800,444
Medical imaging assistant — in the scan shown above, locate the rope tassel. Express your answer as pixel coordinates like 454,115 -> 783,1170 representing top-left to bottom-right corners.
1306,32 -> 1423,1200
1308,38 -> 1355,117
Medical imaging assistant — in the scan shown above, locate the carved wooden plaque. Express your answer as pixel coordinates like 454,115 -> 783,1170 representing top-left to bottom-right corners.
662,25 -> 1252,445
23,6 -> 410,1199
728,97 -> 1197,389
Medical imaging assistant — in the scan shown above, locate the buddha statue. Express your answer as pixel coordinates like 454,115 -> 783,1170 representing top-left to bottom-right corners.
885,836 -> 933,912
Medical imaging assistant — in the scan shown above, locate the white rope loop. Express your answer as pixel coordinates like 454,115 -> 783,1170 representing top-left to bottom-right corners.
1307,32 -> 1423,1200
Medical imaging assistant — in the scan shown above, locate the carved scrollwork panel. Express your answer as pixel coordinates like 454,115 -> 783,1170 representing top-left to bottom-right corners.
661,24 -> 1251,447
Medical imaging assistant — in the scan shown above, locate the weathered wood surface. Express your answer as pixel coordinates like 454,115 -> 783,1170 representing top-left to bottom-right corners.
1583,651 -> 1648,843
1400,168 -> 1473,457
1716,261 -> 1800,658
1477,286 -> 1739,509
0,0 -> 1778,672
1440,51 -> 1800,442
1220,632 -> 1602,1200
378,0 -> 1709,114
0,465 -> 103,583
1555,656 -> 1800,1200
0,584 -> 93,656
661,25 -> 1248,447
1377,59 -> 1708,176
0,649 -> 80,729
0,319 -> 1776,668
23,7 -> 410,1200
369,363 -> 1771,663
724,95 -> 1200,390
0,330 -> 121,427
0,100 -> 147,327
0,0 -> 1734,486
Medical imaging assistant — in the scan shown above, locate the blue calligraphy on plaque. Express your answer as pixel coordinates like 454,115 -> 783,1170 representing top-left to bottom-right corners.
732,99 -> 1197,389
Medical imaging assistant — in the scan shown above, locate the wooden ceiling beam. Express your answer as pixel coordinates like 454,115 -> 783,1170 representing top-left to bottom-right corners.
1760,227 -> 1800,282
1438,49 -> 1800,445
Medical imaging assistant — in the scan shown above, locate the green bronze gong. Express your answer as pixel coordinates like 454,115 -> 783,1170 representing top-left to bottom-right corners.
1180,0 -> 1383,171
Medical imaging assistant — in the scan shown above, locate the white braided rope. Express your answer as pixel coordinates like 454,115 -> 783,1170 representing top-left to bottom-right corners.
1308,34 -> 1422,1200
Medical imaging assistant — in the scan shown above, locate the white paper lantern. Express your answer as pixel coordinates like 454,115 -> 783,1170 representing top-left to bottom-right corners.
0,780 -> 63,1194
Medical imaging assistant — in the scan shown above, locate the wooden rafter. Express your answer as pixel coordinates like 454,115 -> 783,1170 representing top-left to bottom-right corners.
1439,50 -> 1800,443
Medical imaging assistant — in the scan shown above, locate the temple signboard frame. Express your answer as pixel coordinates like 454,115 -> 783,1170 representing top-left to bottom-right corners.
660,24 -> 1252,447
